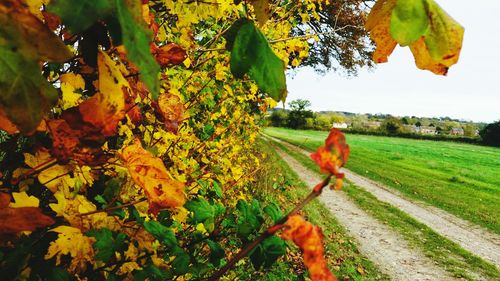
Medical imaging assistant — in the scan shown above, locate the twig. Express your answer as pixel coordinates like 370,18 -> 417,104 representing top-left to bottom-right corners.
78,198 -> 147,217
208,174 -> 333,280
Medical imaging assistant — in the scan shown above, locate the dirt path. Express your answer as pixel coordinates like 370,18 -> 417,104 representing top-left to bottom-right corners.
267,135 -> 500,269
267,139 -> 455,280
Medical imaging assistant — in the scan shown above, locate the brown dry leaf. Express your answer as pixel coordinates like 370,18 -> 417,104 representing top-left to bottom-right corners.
79,51 -> 128,136
0,108 -> 19,134
0,192 -> 54,234
153,43 -> 187,67
156,92 -> 185,133
281,215 -> 337,281
120,139 -> 186,214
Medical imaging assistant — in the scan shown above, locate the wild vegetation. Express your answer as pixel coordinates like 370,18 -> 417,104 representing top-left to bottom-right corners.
0,0 -> 468,280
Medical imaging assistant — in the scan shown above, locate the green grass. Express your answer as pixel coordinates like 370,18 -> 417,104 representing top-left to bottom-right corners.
252,139 -> 389,280
267,137 -> 500,281
264,127 -> 500,234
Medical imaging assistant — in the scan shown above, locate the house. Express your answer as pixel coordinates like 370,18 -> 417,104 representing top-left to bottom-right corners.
450,127 -> 464,136
418,126 -> 437,135
332,122 -> 348,129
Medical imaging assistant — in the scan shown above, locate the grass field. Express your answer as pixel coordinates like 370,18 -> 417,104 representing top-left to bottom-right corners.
264,127 -> 500,234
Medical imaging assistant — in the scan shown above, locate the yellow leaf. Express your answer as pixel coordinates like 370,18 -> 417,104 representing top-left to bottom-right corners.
79,51 -> 128,136
120,139 -> 186,214
59,73 -> 84,109
9,191 -> 39,208
45,226 -> 95,273
366,0 -> 464,75
365,0 -> 397,63
24,149 -> 74,193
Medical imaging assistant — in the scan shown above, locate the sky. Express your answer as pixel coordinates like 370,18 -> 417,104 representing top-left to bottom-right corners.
281,0 -> 500,123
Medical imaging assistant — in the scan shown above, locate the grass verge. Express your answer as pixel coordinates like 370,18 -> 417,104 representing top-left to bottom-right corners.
265,136 -> 500,281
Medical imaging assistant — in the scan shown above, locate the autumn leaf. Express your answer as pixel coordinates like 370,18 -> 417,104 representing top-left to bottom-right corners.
249,0 -> 271,26
0,108 -> 19,134
0,0 -> 72,63
155,92 -> 185,133
9,191 -> 40,208
79,51 -> 128,136
120,139 -> 186,214
311,128 -> 349,189
281,215 -> 337,281
59,73 -> 85,110
152,43 -> 187,67
45,226 -> 96,273
366,0 -> 464,75
0,192 -> 55,235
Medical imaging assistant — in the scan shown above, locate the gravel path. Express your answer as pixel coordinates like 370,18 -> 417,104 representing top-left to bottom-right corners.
267,136 -> 500,269
268,139 -> 455,281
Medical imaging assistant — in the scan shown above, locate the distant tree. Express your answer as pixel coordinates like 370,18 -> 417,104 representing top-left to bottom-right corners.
382,117 -> 403,134
329,114 -> 345,124
436,126 -> 443,134
269,110 -> 288,127
463,124 -> 477,137
401,117 -> 409,125
429,123 -> 435,127
415,121 -> 422,127
287,99 -> 314,129
480,121 -> 500,147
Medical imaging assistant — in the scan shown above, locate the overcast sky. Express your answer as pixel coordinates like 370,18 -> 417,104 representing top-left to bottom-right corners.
282,0 -> 500,123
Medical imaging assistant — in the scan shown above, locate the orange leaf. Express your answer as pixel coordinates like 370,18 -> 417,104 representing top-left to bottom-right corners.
0,192 -> 54,234
120,139 -> 186,214
79,51 -> 128,136
281,215 -> 337,281
155,92 -> 185,133
153,43 -> 187,67
0,108 -> 19,134
311,129 -> 349,189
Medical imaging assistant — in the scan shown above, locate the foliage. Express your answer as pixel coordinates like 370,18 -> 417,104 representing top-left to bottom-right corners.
287,99 -> 315,129
480,121 -> 500,147
0,0 -> 463,280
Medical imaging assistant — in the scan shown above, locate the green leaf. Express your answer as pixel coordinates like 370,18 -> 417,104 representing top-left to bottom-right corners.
48,0 -> 114,33
46,267 -> 71,281
250,235 -> 286,269
263,203 -> 282,223
172,248 -> 190,275
236,199 -> 263,237
86,228 -> 127,263
115,0 -> 160,98
207,240 -> 225,266
185,198 -> 215,223
422,0 -> 465,63
213,181 -> 223,198
390,0 -> 428,46
143,220 -> 177,248
228,19 -> 287,102
0,47 -> 58,133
